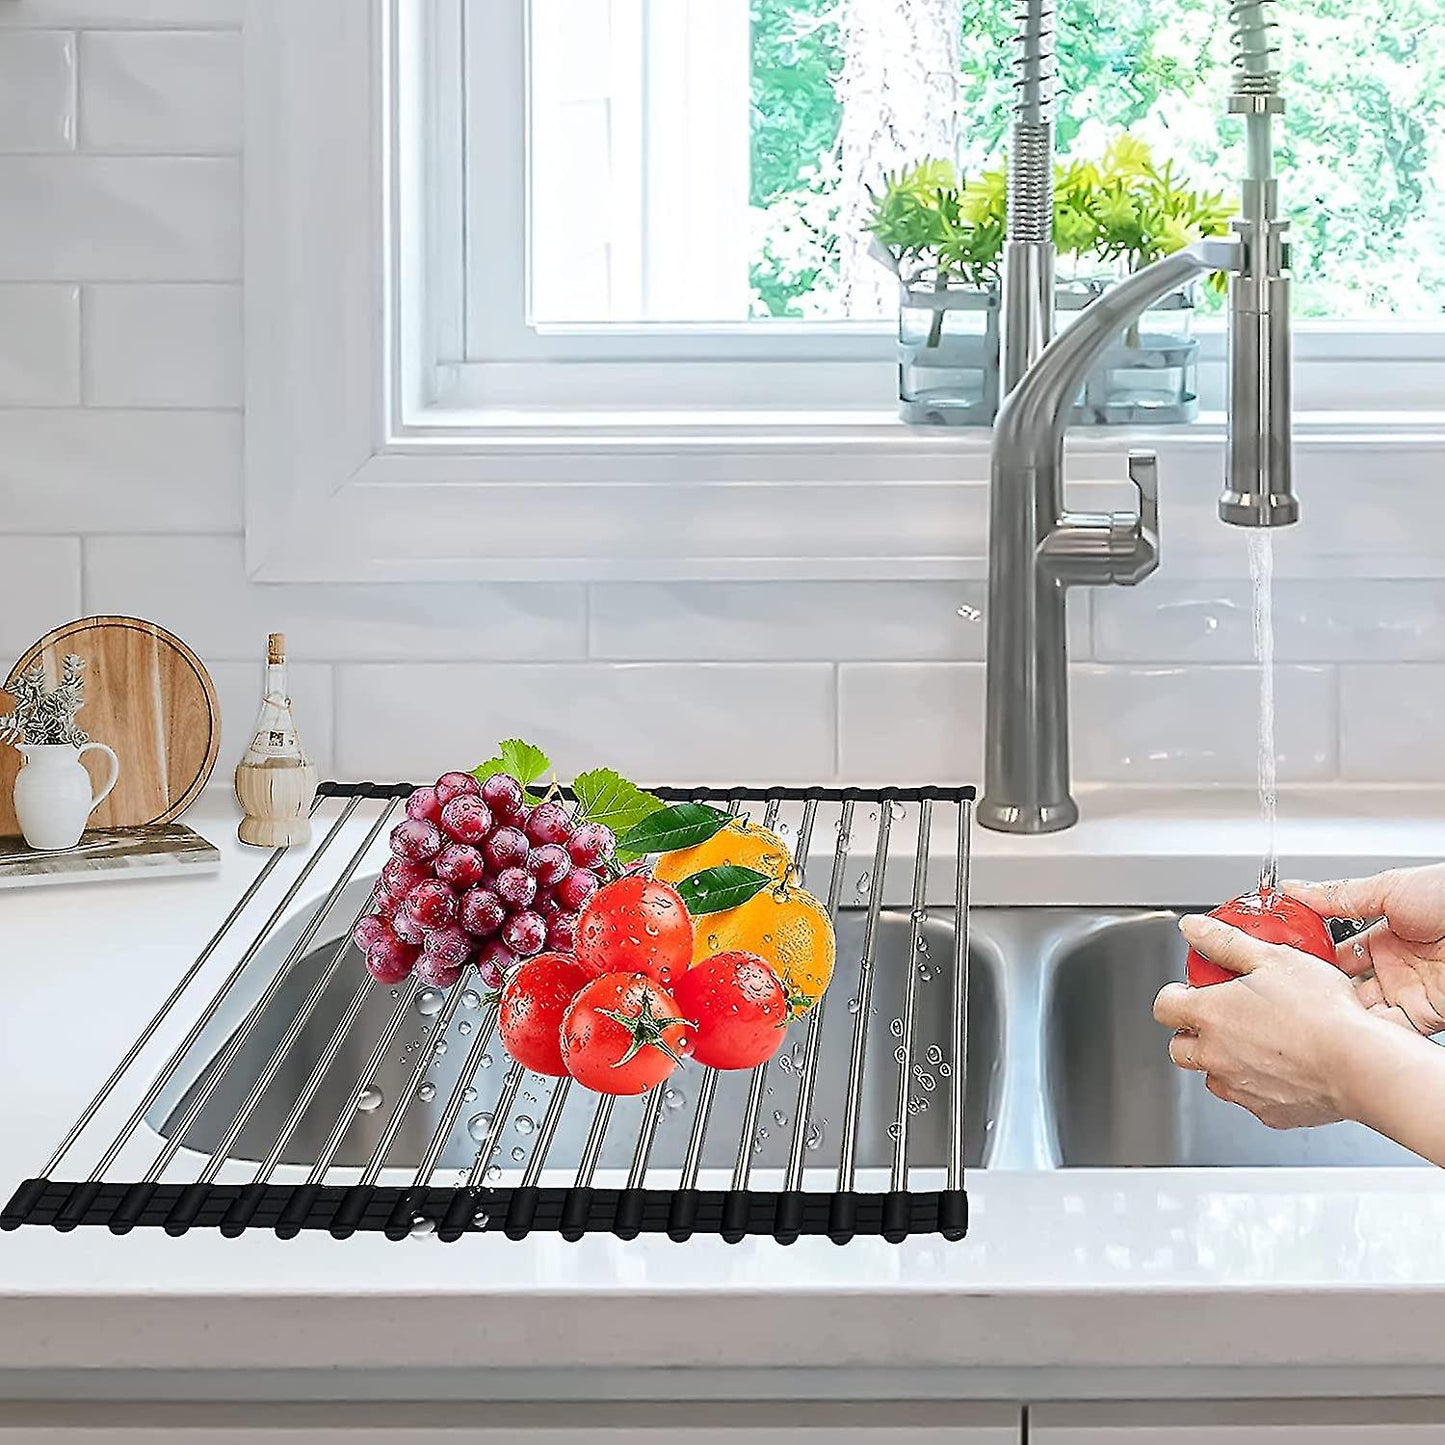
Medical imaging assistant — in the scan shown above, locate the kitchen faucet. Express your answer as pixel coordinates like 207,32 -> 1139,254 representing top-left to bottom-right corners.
978,0 -> 1298,834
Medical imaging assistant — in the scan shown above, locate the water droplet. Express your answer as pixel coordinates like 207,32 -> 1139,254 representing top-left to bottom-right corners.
515,1115 -> 535,1136
759,1127 -> 770,1139
462,1086 -> 478,1102
510,1145 -> 526,1162
887,1122 -> 903,1140
472,1210 -> 490,1229
894,1045 -> 906,1064
409,1215 -> 435,1238
805,1121 -> 825,1150
939,1061 -> 953,1078
458,1019 -> 473,1035
918,965 -> 935,982
417,1082 -> 436,1102
956,603 -> 982,622
479,1054 -> 493,1068
907,1097 -> 923,1115
790,1041 -> 805,1067
416,988 -> 445,1016
389,988 -> 399,998
926,1045 -> 943,1065
847,996 -> 861,1013
485,1164 -> 503,1183
889,1017 -> 904,1038
753,1140 -> 764,1155
420,1025 -> 431,1036
918,1071 -> 937,1092
777,1054 -> 793,1074
889,800 -> 906,820
356,1085 -> 384,1112
662,1088 -> 685,1111
867,810 -> 878,822
772,1109 -> 788,1127
461,989 -> 482,1010
466,1112 -> 495,1142
855,871 -> 872,896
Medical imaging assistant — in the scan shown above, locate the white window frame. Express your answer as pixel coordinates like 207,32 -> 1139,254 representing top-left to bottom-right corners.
245,0 -> 1445,584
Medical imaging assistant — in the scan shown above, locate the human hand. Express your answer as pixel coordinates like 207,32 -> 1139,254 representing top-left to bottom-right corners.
1154,914 -> 1375,1130
1283,866 -> 1445,1037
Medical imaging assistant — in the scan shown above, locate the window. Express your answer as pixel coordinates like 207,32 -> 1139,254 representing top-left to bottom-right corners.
244,0 -> 1445,585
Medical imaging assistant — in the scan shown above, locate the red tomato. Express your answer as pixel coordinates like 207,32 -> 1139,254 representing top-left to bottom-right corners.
575,876 -> 694,986
670,951 -> 789,1070
1186,890 -> 1337,987
497,952 -> 593,1077
560,973 -> 689,1095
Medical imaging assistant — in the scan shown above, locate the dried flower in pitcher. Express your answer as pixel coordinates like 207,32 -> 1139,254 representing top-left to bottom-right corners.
0,653 -> 90,747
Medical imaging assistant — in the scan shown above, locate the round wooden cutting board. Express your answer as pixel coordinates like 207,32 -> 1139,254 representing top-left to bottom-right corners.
0,616 -> 221,835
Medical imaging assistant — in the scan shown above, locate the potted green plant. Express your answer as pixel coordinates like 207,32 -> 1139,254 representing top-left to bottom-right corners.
867,160 -> 1004,424
869,136 -> 1235,425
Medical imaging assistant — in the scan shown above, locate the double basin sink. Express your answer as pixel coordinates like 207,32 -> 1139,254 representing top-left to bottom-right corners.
153,900 -> 1426,1174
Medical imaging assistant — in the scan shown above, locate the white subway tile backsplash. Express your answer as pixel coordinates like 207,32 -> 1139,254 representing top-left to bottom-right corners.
0,284 -> 80,403
0,30 -> 75,153
85,536 -> 589,663
79,31 -> 241,154
0,410 -> 240,532
0,157 -> 239,279
1071,665 -> 1336,784
0,3 -> 240,27
1095,579 -> 1445,665
335,664 -> 836,784
84,284 -> 240,406
0,537 -> 81,662
838,664 -> 985,783
1340,665 -> 1445,782
590,582 -> 990,661
208,660 -> 335,776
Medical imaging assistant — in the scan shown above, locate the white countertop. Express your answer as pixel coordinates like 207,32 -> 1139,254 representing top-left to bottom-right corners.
3,788 -> 1445,1397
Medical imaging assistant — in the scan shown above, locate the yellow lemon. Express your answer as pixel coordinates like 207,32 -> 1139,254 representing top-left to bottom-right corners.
694,883 -> 835,1017
652,817 -> 793,890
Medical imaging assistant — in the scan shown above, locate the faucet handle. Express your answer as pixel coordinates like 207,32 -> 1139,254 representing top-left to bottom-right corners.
1110,449 -> 1160,586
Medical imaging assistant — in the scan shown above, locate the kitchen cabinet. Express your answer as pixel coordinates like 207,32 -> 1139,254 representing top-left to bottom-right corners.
1031,1400 -> 1445,1442
0,1401 -> 1021,1445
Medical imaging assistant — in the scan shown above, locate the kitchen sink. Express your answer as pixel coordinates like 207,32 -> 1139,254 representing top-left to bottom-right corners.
1043,910 -> 1428,1169
149,894 -> 1002,1176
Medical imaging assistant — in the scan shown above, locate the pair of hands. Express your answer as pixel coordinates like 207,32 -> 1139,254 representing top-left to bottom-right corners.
1154,865 -> 1445,1130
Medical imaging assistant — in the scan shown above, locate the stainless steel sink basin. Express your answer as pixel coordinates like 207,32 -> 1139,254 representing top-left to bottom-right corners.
1043,910 -> 1429,1169
150,901 -> 1002,1176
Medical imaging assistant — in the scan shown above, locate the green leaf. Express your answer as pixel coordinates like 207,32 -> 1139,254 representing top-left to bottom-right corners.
615,803 -> 733,858
572,768 -> 664,856
676,865 -> 773,917
472,738 -> 551,789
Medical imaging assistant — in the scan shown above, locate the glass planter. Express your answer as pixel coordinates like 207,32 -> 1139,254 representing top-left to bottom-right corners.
896,282 -> 999,426
1058,281 -> 1199,426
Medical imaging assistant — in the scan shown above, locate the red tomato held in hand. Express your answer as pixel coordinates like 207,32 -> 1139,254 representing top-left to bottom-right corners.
497,952 -> 593,1077
1186,890 -> 1336,987
575,876 -> 695,986
671,951 -> 790,1070
560,973 -> 689,1095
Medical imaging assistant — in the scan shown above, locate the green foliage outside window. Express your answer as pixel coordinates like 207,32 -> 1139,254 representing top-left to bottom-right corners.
749,0 -> 1445,319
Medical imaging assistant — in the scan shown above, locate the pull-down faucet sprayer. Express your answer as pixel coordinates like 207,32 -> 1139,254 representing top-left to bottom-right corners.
977,0 -> 1298,835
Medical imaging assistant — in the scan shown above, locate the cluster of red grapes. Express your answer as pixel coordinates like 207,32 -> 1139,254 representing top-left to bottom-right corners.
351,771 -> 617,990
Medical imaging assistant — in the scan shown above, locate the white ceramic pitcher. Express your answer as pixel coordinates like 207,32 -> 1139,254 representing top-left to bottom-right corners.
13,742 -> 120,851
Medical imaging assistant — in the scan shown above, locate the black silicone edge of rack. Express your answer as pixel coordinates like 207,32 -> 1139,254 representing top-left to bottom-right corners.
2,779 -> 976,1245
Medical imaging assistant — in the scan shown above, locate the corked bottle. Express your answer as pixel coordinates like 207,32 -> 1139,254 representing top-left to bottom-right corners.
234,633 -> 318,847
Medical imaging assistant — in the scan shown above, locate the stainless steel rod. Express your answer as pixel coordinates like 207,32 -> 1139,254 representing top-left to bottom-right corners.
195,802 -> 401,1184
359,977 -> 471,1186
520,1077 -> 572,1188
890,801 -> 931,1191
676,1069 -> 717,1189
412,1004 -> 500,1185
253,975 -> 375,1181
85,797 -> 362,1183
949,800 -> 973,1191
36,797 -> 325,1178
466,1061 -> 526,1188
836,802 -> 893,1190
142,797 -> 381,1183
572,1096 -> 614,1188
783,799 -> 853,1192
625,1086 -> 665,1190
